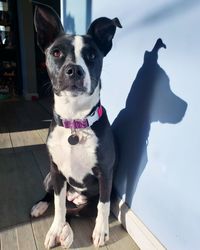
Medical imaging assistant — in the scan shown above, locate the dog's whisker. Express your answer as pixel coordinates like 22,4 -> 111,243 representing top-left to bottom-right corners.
41,81 -> 53,96
42,81 -> 52,87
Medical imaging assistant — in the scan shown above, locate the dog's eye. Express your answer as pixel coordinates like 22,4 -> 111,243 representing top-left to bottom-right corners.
86,53 -> 96,62
52,49 -> 62,58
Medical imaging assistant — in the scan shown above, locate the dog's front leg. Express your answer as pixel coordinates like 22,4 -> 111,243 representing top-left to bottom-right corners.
92,170 -> 112,247
44,162 -> 73,249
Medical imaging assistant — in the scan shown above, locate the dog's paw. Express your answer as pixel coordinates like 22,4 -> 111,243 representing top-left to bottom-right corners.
92,218 -> 109,247
67,191 -> 87,206
60,224 -> 74,248
31,201 -> 49,217
44,222 -> 73,249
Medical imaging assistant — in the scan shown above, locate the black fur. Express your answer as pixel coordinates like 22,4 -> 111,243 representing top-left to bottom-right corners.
87,17 -> 122,56
32,3 -> 121,227
34,4 -> 64,51
50,161 -> 66,195
91,108 -> 115,202
44,109 -> 115,203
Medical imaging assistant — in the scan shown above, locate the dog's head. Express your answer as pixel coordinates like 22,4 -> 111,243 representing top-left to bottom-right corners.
34,4 -> 121,98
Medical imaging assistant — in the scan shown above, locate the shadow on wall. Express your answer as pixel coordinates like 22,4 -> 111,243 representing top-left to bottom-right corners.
112,39 -> 188,207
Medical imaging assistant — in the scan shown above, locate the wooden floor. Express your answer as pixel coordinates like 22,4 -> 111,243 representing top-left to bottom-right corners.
0,99 -> 139,250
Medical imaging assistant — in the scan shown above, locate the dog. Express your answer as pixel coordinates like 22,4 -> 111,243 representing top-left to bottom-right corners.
30,3 -> 121,249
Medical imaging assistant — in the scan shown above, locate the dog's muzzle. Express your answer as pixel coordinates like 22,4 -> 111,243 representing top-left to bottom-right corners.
61,64 -> 86,92
65,64 -> 85,80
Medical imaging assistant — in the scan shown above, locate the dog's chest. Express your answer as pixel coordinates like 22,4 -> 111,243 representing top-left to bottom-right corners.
47,125 -> 98,183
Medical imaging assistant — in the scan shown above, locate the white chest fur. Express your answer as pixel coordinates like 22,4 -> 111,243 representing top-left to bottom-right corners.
47,125 -> 98,184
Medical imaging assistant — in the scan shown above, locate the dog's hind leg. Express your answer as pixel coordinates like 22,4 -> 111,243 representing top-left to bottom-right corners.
31,192 -> 53,217
31,172 -> 53,218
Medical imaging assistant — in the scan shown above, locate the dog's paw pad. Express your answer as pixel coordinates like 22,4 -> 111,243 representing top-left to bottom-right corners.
31,201 -> 49,217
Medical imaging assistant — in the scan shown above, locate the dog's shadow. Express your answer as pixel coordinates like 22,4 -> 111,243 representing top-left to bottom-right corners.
112,38 -> 188,206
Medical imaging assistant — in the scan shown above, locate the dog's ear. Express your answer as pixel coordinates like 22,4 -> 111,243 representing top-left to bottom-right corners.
34,3 -> 64,52
87,17 -> 122,56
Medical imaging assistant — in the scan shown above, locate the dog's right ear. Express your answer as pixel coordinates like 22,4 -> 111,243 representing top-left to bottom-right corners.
34,3 -> 64,52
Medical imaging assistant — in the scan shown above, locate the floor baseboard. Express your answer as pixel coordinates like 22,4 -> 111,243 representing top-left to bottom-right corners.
111,196 -> 166,250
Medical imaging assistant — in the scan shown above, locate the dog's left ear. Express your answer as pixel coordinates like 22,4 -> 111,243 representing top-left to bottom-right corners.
34,3 -> 65,52
87,17 -> 122,56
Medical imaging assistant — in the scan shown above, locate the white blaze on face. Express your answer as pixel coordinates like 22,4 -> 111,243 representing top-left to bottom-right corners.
73,36 -> 91,93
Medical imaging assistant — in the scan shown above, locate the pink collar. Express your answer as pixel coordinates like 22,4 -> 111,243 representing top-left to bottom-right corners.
53,105 -> 103,129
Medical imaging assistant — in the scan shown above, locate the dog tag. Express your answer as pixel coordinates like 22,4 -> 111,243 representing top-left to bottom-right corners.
68,134 -> 79,145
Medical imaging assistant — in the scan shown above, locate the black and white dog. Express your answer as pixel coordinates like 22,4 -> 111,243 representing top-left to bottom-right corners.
31,3 -> 121,249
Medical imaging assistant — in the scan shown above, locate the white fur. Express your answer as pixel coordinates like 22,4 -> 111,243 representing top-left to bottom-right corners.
53,35 -> 100,120
31,201 -> 49,217
45,183 -> 74,249
67,191 -> 87,205
67,190 -> 86,200
46,116 -> 98,248
44,222 -> 73,249
47,126 -> 98,185
92,201 -> 110,247
54,84 -> 100,119
47,35 -> 103,249
73,36 -> 91,92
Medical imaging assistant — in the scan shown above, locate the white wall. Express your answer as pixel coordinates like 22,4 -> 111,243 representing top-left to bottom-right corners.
92,1 -> 200,249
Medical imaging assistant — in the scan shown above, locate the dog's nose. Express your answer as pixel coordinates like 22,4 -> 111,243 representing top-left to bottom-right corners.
65,65 -> 85,80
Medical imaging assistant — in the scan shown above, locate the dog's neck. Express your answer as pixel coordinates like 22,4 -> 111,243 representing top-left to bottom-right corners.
54,85 -> 100,119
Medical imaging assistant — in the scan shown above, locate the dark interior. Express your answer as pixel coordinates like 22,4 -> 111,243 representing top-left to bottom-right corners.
0,0 -> 60,100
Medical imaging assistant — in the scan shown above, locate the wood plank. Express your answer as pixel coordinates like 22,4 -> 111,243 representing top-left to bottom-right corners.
0,150 -> 45,229
0,102 -> 11,132
107,215 -> 139,250
19,101 -> 51,131
31,215 -> 60,250
71,214 -> 138,250
112,196 -> 165,250
1,228 -> 18,250
10,130 -> 44,150
0,152 -> 24,229
36,128 -> 49,143
0,133 -> 12,149
31,144 -> 50,178
1,100 -> 50,133
1,102 -> 45,149
2,102 -> 25,132
0,102 -> 12,150
70,217 -> 101,250
16,223 -> 37,250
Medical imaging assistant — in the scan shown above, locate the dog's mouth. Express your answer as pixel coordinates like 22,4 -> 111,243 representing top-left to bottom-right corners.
67,82 -> 86,91
54,79 -> 87,96
66,84 -> 87,94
